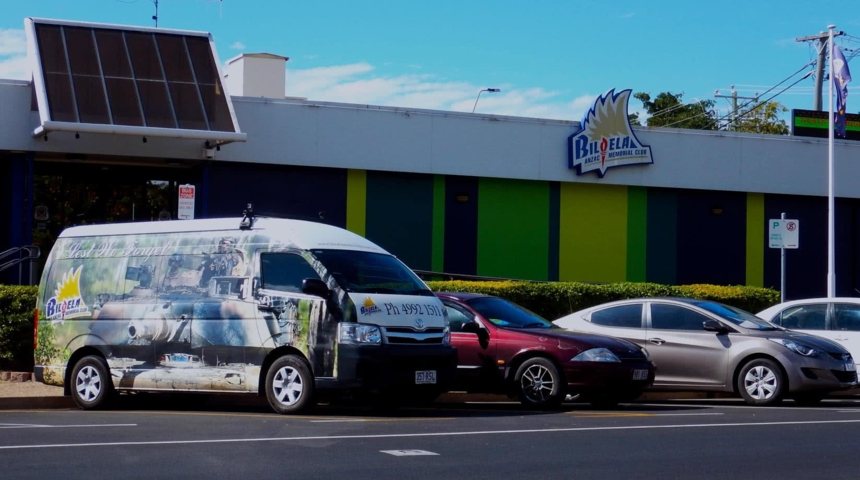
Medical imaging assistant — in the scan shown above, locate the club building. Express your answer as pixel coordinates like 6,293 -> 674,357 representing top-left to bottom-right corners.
2,17 -> 860,300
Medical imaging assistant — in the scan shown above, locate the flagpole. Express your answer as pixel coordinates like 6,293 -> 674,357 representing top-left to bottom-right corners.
827,24 -> 836,298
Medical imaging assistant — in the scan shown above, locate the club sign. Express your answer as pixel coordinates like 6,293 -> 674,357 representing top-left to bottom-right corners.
568,89 -> 653,177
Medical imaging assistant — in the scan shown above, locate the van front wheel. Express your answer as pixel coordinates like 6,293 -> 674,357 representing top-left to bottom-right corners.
70,355 -> 114,410
265,355 -> 314,414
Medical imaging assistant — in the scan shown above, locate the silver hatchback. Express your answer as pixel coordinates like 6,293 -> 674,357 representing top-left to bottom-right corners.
554,297 -> 858,405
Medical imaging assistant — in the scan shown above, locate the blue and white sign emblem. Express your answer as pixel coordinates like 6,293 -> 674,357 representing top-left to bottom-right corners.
568,89 -> 653,177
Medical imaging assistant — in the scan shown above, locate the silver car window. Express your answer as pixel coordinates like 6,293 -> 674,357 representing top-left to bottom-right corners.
590,304 -> 643,328
650,304 -> 709,331
834,304 -> 860,331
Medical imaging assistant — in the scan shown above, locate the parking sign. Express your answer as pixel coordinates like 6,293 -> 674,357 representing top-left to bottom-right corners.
769,219 -> 799,249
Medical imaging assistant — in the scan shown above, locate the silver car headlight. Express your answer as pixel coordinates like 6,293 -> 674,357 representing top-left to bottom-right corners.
338,323 -> 382,344
571,347 -> 621,363
769,338 -> 820,357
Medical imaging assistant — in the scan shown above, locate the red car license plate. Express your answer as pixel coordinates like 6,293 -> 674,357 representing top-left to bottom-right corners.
415,370 -> 436,384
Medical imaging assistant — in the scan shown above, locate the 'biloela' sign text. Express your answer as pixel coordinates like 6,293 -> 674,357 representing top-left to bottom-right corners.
568,89 -> 653,177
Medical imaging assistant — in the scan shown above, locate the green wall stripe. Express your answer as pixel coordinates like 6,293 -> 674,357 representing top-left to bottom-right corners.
477,178 -> 549,280
547,182 -> 560,281
431,175 -> 446,272
626,186 -> 647,282
559,183 -> 628,283
645,189 -> 677,284
746,192 -> 765,287
366,172 -> 434,270
346,169 -> 366,236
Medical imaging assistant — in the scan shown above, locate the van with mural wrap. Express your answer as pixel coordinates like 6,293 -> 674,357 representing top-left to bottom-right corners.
34,209 -> 455,414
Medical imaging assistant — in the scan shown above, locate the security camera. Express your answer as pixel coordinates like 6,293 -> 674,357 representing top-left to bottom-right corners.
203,147 -> 215,159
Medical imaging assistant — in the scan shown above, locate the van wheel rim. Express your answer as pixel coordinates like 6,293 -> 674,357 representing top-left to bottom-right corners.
273,366 -> 303,406
743,366 -> 777,400
75,365 -> 102,402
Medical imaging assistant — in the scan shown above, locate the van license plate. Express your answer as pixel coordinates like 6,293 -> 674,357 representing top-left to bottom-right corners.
632,369 -> 649,381
415,370 -> 436,384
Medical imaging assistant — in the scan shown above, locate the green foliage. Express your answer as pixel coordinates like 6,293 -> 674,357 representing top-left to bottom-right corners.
0,286 -> 38,371
731,101 -> 789,135
634,91 -> 717,130
427,280 -> 779,320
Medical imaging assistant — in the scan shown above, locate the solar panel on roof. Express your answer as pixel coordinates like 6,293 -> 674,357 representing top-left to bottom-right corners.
26,18 -> 246,144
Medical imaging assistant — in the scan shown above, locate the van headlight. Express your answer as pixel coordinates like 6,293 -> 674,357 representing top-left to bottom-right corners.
338,323 -> 382,345
442,326 -> 451,345
769,338 -> 820,357
571,347 -> 620,363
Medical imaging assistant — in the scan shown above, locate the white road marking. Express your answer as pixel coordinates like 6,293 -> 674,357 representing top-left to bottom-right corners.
2,418 -> 860,450
0,423 -> 137,429
381,450 -> 439,456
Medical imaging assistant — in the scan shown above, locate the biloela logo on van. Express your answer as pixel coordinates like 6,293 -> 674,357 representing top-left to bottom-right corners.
360,297 -> 381,315
45,266 -> 89,321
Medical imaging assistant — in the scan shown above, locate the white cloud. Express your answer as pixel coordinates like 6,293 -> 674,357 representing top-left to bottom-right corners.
286,62 -> 591,121
0,29 -> 26,55
0,29 -> 28,80
0,24 -> 594,123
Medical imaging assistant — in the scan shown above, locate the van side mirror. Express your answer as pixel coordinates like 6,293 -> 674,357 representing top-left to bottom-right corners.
302,278 -> 329,298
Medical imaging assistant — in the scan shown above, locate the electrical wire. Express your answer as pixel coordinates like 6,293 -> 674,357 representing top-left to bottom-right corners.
657,59 -> 815,129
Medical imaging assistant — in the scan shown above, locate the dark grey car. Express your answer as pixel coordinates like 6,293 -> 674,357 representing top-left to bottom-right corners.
554,297 -> 858,405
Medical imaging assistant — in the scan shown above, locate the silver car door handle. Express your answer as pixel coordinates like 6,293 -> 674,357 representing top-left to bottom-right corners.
835,337 -> 849,342
648,338 -> 665,345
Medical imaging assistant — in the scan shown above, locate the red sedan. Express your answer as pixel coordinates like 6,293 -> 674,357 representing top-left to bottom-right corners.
438,292 -> 655,408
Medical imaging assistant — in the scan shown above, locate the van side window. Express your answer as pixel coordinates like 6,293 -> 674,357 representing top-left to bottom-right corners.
260,253 -> 320,292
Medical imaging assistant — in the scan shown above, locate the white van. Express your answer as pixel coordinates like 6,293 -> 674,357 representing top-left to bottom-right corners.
34,212 -> 455,414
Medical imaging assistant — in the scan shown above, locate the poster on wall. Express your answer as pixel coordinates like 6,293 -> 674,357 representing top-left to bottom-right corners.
567,89 -> 653,177
178,184 -> 196,220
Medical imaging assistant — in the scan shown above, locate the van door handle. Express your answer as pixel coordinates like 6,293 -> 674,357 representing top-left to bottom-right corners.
648,338 -> 665,345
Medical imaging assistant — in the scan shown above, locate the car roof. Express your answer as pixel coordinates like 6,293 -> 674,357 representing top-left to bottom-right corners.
435,292 -> 492,302
757,297 -> 860,314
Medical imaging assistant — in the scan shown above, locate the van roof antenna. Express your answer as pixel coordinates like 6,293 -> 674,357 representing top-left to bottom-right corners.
240,203 -> 255,230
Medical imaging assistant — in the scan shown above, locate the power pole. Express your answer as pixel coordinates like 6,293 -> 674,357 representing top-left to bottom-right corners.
797,30 -> 844,111
715,86 -> 758,130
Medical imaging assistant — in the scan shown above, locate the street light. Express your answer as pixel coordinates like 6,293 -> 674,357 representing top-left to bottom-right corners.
472,88 -> 501,113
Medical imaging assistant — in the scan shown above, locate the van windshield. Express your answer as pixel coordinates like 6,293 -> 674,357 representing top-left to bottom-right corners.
311,249 -> 433,296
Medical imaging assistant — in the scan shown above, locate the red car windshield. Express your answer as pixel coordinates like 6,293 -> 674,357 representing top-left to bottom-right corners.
467,297 -> 554,329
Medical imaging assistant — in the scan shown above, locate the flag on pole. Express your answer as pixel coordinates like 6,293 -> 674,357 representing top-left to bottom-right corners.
833,45 -> 852,138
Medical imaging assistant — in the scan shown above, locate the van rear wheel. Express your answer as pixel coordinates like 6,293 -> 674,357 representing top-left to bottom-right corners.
70,355 -> 114,410
265,355 -> 314,414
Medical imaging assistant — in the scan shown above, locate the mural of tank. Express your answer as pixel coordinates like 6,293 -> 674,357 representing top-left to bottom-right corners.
35,230 -> 322,394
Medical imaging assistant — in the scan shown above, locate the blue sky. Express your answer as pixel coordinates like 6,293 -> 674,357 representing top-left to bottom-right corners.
1,0 -> 858,122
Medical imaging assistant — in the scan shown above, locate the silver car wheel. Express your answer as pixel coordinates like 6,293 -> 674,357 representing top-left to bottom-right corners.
743,365 -> 778,400
75,365 -> 103,402
272,365 -> 304,406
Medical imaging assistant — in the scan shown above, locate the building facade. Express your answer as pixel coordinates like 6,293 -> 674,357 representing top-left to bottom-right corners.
2,19 -> 860,300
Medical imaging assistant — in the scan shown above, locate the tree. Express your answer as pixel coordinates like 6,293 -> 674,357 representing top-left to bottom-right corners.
634,91 -> 718,130
731,101 -> 789,135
